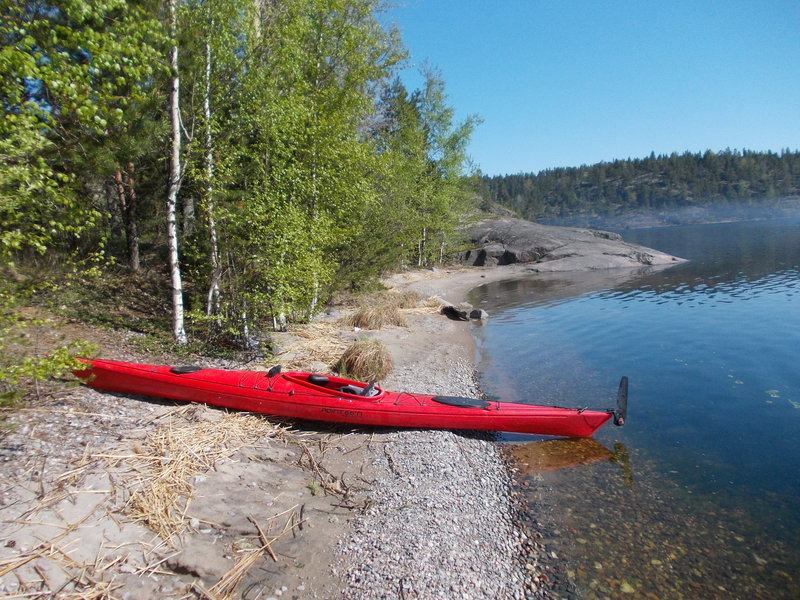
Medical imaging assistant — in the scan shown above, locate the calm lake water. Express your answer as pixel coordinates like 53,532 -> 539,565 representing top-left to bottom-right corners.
470,218 -> 800,600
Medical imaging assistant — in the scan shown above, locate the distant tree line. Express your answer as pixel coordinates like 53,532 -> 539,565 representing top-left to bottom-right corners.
1,0 -> 479,359
480,149 -> 800,221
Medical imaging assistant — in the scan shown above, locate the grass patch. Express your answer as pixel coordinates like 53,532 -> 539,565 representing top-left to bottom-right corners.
36,268 -> 174,337
336,338 -> 393,382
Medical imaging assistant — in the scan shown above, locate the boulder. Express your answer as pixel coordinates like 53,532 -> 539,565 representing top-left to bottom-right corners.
441,305 -> 469,321
456,217 -> 683,270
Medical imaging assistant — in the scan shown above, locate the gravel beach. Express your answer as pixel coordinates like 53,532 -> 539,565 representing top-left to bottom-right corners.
336,366 -> 541,600
332,266 -> 568,600
0,265 -> 568,599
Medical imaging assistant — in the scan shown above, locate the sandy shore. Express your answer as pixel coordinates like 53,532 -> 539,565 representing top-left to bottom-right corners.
0,263 -> 646,599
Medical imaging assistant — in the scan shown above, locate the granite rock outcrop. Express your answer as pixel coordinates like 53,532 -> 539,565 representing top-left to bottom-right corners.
456,217 -> 683,271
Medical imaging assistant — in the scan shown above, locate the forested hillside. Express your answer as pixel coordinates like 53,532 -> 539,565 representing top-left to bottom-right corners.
481,149 -> 800,222
1,0 -> 479,382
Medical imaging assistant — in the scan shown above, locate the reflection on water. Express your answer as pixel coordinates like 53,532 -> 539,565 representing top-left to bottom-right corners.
473,219 -> 800,599
506,438 -> 633,485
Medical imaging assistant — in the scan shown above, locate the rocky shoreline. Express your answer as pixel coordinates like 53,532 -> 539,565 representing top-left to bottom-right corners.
331,266 -> 589,600
335,365 -> 538,600
0,259 -> 676,599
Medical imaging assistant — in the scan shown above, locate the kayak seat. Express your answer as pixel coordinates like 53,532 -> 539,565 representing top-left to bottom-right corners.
307,374 -> 330,386
339,384 -> 364,395
339,382 -> 380,397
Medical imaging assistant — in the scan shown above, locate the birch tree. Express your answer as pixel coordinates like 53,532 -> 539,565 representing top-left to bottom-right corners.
203,38 -> 221,317
410,67 -> 480,266
196,0 -> 403,332
355,70 -> 479,273
167,0 -> 187,345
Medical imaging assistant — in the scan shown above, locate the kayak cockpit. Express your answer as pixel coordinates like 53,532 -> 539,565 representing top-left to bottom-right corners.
282,372 -> 383,399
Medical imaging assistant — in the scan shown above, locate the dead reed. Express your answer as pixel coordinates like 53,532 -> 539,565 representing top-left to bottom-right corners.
402,294 -> 448,315
193,507 -> 304,600
339,289 -> 432,330
120,410 -> 286,543
371,289 -> 423,309
274,322 -> 350,372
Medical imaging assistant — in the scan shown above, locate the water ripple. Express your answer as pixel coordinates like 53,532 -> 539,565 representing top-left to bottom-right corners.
476,218 -> 800,600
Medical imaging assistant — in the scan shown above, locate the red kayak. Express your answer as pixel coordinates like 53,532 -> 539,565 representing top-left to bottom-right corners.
73,358 -> 627,437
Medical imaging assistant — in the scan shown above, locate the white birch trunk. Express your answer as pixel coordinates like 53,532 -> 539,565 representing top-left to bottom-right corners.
252,0 -> 264,38
418,227 -> 427,267
167,0 -> 187,345
204,40 -> 221,317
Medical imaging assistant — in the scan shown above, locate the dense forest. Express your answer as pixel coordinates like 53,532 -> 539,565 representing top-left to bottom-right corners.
1,0 -> 480,386
481,149 -> 800,222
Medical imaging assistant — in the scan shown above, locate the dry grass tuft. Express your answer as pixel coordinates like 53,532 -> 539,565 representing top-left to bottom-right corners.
373,289 -> 423,309
341,305 -> 407,330
403,295 -> 447,315
270,289 -> 430,372
336,338 -> 393,382
119,411 -> 286,543
339,289 -> 428,330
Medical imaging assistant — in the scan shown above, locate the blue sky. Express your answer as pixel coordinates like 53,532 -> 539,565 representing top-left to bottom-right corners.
382,0 -> 800,176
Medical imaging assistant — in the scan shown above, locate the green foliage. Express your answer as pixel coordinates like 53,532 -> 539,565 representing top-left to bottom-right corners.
482,149 -> 800,221
179,0 -> 418,329
1,0 -> 481,358
341,69 -> 480,279
0,289 -> 95,402
0,0 -> 165,259
0,337 -> 95,386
